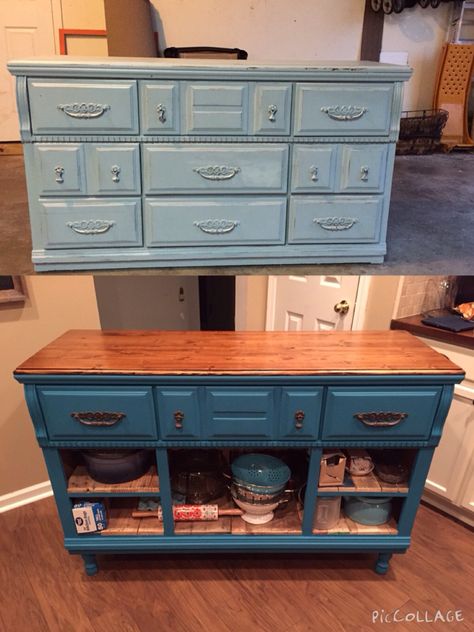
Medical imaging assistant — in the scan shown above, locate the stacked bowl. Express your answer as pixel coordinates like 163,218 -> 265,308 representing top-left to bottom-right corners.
230,453 -> 291,524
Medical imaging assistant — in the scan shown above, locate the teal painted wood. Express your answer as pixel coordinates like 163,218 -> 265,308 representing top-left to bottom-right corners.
301,447 -> 323,535
41,447 -> 76,539
182,82 -> 249,135
155,387 -> 201,439
291,145 -> 338,192
252,83 -> 292,135
86,144 -> 141,195
279,388 -> 323,439
155,448 -> 174,536
34,144 -> 86,196
140,82 -> 180,134
339,144 -> 388,193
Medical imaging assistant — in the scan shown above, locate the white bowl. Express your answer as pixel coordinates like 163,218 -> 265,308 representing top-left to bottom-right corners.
232,495 -> 280,524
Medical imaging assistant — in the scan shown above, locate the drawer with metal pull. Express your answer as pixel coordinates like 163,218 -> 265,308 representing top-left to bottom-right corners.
322,387 -> 443,441
279,388 -> 324,440
38,198 -> 142,249
36,386 -> 157,440
143,144 -> 288,194
144,197 -> 286,247
288,196 -> 383,244
28,79 -> 139,135
293,83 -> 394,136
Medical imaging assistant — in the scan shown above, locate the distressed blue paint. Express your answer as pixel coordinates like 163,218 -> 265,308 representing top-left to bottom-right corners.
301,447 -> 323,535
155,448 -> 174,536
41,447 -> 76,539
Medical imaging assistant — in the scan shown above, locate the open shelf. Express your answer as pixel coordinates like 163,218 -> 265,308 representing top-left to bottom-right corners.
67,465 -> 160,496
318,470 -> 409,496
313,515 -> 398,536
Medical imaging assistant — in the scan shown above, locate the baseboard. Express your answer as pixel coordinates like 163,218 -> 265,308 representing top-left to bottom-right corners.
422,491 -> 474,528
0,481 -> 53,513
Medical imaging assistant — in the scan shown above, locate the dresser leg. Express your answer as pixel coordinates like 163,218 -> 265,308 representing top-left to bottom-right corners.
82,554 -> 98,576
375,552 -> 392,575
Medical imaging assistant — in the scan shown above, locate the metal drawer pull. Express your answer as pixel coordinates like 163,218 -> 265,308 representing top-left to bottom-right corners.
111,165 -> 121,183
360,165 -> 369,181
354,412 -> 409,427
321,105 -> 368,121
57,103 -> 111,119
174,410 -> 184,429
268,104 -> 278,121
294,410 -> 305,430
313,217 -> 358,231
67,219 -> 115,235
193,165 -> 241,180
194,219 -> 240,234
309,165 -> 319,182
54,166 -> 64,183
71,411 -> 126,426
156,103 -> 167,123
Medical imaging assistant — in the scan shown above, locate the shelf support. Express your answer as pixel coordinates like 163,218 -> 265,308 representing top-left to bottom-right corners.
397,447 -> 436,537
155,447 -> 174,536
302,447 -> 323,535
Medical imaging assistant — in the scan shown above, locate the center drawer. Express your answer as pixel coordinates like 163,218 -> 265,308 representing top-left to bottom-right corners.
143,144 -> 288,194
204,388 -> 276,438
37,386 -> 157,440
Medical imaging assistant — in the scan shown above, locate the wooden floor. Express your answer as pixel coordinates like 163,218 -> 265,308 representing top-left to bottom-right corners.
0,498 -> 472,631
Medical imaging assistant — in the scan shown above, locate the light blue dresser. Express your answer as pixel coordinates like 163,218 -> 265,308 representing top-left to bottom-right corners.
8,58 -> 411,271
14,330 -> 463,575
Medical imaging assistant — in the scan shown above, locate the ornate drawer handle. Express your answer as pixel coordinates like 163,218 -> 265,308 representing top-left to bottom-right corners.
57,103 -> 111,119
309,165 -> 319,182
354,412 -> 409,427
193,165 -> 241,180
360,166 -> 369,181
194,219 -> 240,234
174,410 -> 184,429
156,103 -> 167,123
313,217 -> 358,231
268,104 -> 278,122
111,165 -> 121,183
321,105 -> 367,121
54,166 -> 64,183
71,411 -> 126,426
294,410 -> 305,430
67,219 -> 115,235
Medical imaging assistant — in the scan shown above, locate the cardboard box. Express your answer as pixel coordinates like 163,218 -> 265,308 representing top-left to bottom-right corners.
319,451 -> 346,487
72,502 -> 107,534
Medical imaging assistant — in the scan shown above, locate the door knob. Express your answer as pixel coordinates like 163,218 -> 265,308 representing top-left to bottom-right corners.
334,300 -> 350,315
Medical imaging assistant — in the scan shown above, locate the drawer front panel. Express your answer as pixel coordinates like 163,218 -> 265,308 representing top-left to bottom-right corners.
279,388 -> 324,440
183,83 -> 249,134
291,145 -> 337,192
39,198 -> 142,249
339,145 -> 388,193
322,387 -> 442,441
145,197 -> 286,247
155,388 -> 200,439
294,84 -> 393,136
86,144 -> 141,195
204,388 -> 275,438
28,79 -> 138,134
35,144 -> 86,196
253,83 -> 292,135
140,82 -> 179,134
37,386 -> 157,440
143,144 -> 288,194
288,196 -> 383,244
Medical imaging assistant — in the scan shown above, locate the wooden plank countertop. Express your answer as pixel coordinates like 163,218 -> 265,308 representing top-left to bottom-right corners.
391,314 -> 474,351
14,330 -> 464,376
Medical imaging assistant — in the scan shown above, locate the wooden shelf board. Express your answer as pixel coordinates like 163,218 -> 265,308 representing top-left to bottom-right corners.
67,465 -> 159,495
313,515 -> 398,535
318,470 -> 408,495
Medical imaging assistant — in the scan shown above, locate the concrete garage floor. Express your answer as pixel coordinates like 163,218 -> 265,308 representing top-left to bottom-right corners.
0,151 -> 472,275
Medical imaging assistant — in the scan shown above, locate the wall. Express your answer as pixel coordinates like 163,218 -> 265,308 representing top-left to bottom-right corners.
235,276 -> 268,331
0,276 -> 100,498
395,275 -> 451,318
360,276 -> 401,330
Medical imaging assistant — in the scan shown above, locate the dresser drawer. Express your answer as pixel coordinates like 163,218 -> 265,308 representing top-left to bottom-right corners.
86,144 -> 141,195
291,145 -> 338,193
183,82 -> 249,134
35,144 -> 86,196
253,83 -> 292,135
288,196 -> 383,244
37,386 -> 157,440
339,145 -> 388,193
203,388 -> 275,439
28,79 -> 138,135
322,387 -> 443,441
294,84 -> 393,136
39,198 -> 142,249
140,81 -> 179,134
279,388 -> 323,439
143,144 -> 288,194
145,197 -> 286,247
155,388 -> 200,439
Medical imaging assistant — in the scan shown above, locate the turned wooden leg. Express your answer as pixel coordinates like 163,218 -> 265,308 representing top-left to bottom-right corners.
375,552 -> 392,575
82,554 -> 98,576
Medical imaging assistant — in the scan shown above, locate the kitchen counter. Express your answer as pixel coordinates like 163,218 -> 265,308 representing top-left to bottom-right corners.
391,313 -> 474,351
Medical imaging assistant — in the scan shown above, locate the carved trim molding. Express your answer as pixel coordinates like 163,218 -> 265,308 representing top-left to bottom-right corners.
313,217 -> 359,231
30,134 -> 393,144
67,219 -> 115,234
57,103 -> 111,119
193,219 -> 240,234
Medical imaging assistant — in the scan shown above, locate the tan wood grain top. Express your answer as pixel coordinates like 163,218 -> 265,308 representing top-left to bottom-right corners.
14,330 -> 464,376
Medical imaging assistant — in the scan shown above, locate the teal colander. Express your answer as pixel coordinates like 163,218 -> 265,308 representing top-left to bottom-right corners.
231,453 -> 291,487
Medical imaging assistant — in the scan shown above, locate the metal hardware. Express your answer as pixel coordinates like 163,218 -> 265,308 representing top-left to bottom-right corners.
313,217 -> 358,231
321,105 -> 368,121
57,103 -> 111,119
156,103 -> 167,123
268,104 -> 278,122
354,412 -> 409,427
309,165 -> 319,182
194,219 -> 240,234
71,411 -> 126,426
334,300 -> 350,316
110,165 -> 121,183
67,219 -> 115,235
193,165 -> 241,180
294,410 -> 305,430
54,166 -> 64,183
360,165 -> 370,181
174,410 -> 184,429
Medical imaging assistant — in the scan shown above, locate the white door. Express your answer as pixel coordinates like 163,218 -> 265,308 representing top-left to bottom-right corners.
266,275 -> 360,331
0,0 -> 58,140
